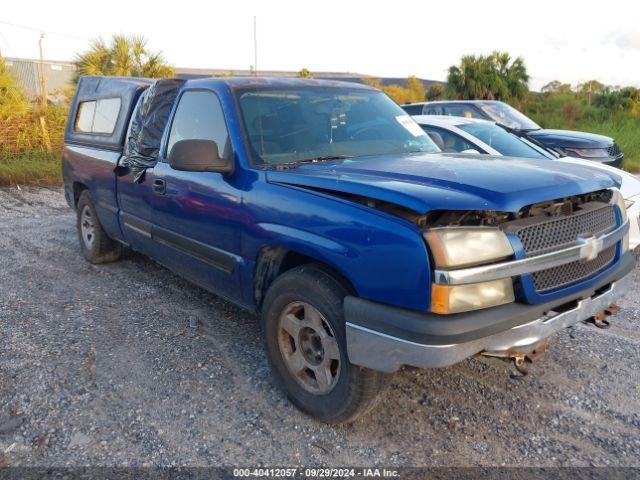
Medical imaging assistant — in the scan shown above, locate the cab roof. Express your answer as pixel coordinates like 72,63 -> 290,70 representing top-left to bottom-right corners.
182,76 -> 377,91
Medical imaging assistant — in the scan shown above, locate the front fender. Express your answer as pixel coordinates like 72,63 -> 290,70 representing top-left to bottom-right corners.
242,181 -> 433,312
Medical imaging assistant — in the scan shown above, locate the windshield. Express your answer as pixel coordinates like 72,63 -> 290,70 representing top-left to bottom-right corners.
235,87 -> 440,166
457,122 -> 549,159
477,102 -> 540,130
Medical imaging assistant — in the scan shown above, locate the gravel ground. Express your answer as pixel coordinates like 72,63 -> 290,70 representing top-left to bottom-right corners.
0,187 -> 639,468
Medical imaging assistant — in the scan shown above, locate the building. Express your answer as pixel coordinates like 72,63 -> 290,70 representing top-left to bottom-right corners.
4,57 -> 76,101
5,57 -> 442,101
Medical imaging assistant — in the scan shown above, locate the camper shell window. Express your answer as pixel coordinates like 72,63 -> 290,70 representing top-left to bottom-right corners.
73,98 -> 121,135
65,76 -> 153,150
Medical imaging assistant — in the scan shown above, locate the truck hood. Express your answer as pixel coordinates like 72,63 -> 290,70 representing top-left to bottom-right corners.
266,152 -> 619,214
527,129 -> 614,148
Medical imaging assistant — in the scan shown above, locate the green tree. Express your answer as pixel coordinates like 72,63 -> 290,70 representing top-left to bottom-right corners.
297,68 -> 313,78
595,86 -> 640,112
74,35 -> 174,80
577,80 -> 605,105
541,80 -> 573,94
426,83 -> 445,101
446,51 -> 529,103
577,80 -> 605,96
0,55 -> 28,118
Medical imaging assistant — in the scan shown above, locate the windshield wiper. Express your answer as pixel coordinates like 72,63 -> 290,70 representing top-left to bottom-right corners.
263,155 -> 353,170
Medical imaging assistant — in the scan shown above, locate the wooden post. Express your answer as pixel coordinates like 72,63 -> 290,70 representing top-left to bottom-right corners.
39,116 -> 52,153
39,33 -> 47,109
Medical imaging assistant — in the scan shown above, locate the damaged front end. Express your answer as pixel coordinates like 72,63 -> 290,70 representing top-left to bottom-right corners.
345,188 -> 634,374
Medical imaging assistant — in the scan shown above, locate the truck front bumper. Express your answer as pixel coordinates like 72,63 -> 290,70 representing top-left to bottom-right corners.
346,252 -> 635,373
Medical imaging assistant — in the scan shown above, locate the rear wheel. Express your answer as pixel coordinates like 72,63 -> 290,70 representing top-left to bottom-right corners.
76,191 -> 121,264
261,264 -> 391,423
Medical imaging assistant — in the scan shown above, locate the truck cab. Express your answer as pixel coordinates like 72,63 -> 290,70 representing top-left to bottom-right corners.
63,76 -> 634,423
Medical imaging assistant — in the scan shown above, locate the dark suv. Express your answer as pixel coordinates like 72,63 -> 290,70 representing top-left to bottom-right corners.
402,100 -> 624,168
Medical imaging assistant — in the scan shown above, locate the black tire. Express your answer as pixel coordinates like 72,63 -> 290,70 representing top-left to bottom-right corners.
261,264 -> 391,423
76,190 -> 122,264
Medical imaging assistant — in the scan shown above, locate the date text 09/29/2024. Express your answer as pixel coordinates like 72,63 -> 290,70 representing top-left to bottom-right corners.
233,468 -> 399,477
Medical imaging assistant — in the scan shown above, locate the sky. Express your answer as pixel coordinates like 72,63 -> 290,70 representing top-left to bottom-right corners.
1,0 -> 639,91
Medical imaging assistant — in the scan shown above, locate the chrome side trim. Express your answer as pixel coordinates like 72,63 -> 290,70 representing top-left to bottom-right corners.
434,220 -> 629,286
346,270 -> 633,372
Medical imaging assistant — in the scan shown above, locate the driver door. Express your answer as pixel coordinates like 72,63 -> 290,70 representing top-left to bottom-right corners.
150,89 -> 244,302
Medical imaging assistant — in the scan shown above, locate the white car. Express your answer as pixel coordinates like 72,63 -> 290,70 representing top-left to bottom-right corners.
413,115 -> 640,250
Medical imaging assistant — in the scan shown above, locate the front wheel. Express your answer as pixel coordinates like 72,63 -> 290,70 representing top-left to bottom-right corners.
261,264 -> 391,423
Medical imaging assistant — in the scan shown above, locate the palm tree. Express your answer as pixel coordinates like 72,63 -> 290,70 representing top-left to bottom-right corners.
494,52 -> 529,102
446,51 -> 529,102
75,35 -> 174,80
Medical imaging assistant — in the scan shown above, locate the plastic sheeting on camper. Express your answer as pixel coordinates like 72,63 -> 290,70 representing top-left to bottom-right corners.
121,78 -> 185,182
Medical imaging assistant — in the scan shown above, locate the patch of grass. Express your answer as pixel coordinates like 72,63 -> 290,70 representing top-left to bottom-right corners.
525,97 -> 640,173
574,118 -> 640,173
0,151 -> 62,187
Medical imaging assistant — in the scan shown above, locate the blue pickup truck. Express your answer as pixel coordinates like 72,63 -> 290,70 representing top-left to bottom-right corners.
62,76 -> 634,423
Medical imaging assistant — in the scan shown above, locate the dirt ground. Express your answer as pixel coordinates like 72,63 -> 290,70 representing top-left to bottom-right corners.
0,187 -> 639,467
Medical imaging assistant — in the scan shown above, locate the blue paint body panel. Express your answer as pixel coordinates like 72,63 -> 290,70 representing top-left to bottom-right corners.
62,77 -> 622,315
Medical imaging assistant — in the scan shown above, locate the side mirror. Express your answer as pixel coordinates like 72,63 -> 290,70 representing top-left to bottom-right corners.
168,139 -> 233,174
461,148 -> 481,154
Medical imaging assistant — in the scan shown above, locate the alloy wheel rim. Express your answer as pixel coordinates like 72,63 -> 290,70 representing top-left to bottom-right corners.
277,301 -> 341,394
80,205 -> 95,248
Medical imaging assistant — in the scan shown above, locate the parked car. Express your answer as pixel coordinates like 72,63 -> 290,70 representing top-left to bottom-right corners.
63,76 -> 634,422
402,100 -> 624,168
412,115 -> 640,251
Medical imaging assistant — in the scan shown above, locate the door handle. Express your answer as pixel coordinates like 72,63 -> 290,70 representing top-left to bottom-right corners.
153,179 -> 166,194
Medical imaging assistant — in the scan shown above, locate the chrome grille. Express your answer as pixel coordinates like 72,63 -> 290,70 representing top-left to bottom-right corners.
505,203 -> 617,292
532,245 -> 616,292
607,144 -> 622,158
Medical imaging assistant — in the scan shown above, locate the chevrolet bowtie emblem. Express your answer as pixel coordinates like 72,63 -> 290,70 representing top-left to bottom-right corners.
578,236 -> 604,262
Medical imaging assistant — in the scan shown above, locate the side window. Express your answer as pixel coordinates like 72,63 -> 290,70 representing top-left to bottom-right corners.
443,105 -> 484,119
74,98 -> 121,134
167,90 -> 231,160
425,107 -> 443,115
401,104 -> 424,115
421,126 -> 477,153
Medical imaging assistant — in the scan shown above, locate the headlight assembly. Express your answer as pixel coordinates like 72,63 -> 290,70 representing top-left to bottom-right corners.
424,227 -> 516,314
563,147 -> 611,159
424,228 -> 514,268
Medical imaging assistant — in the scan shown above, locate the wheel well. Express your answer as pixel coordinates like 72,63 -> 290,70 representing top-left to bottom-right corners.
253,247 -> 355,311
72,182 -> 88,208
